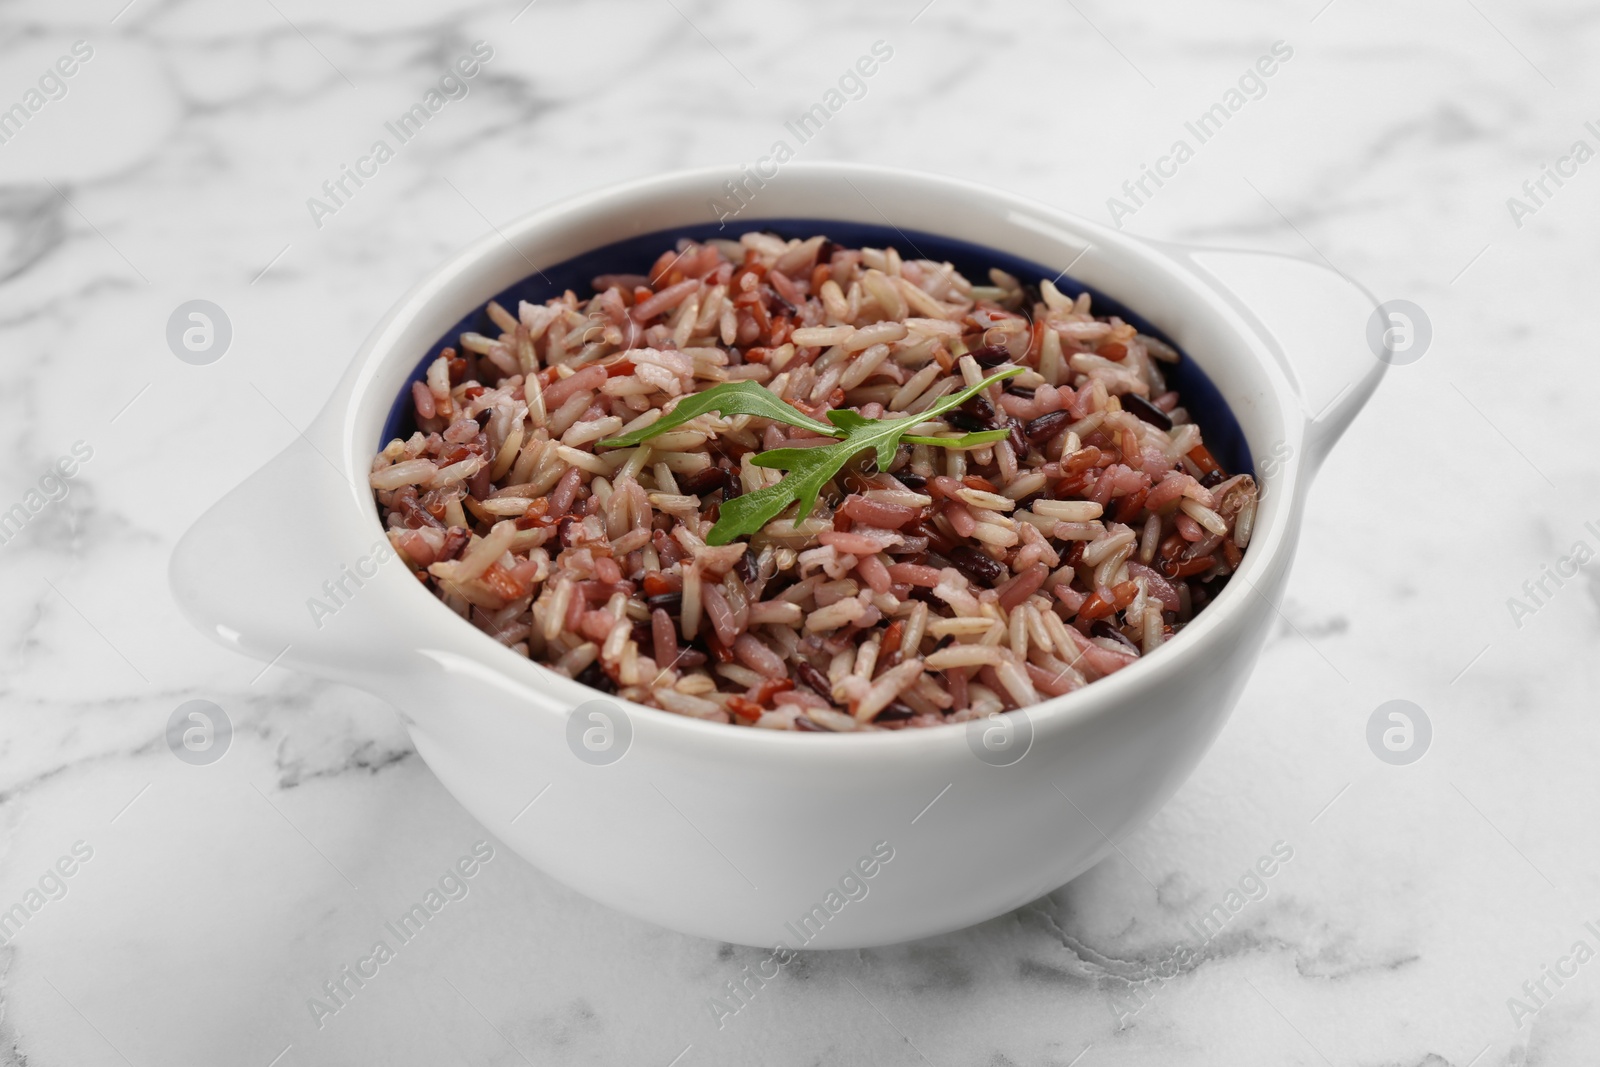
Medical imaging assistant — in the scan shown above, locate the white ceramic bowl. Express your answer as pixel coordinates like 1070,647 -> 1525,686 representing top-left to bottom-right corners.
171,164 -> 1380,948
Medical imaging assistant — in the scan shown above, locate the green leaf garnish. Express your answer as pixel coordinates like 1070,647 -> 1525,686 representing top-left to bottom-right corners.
597,380 -> 837,448
901,429 -> 1011,448
597,366 -> 1025,545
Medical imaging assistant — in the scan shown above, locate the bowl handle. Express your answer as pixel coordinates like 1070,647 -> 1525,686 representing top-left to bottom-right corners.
169,434 -> 434,697
1156,242 -> 1385,479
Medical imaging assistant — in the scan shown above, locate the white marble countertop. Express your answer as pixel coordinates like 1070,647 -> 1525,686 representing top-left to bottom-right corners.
2,0 -> 1596,1063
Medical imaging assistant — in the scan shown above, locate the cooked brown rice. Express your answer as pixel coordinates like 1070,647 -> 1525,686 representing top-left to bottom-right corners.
370,232 -> 1257,731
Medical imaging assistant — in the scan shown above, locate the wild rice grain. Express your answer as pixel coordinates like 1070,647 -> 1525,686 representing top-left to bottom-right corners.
373,231 -> 1253,730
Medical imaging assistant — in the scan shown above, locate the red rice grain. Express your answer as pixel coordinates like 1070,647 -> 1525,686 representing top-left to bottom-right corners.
371,232 -> 1256,729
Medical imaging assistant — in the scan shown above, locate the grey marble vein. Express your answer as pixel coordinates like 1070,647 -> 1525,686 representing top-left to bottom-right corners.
0,0 -> 1594,1064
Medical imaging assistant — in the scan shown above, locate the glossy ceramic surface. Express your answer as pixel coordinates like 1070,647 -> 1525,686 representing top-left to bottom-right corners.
170,164 -> 1380,947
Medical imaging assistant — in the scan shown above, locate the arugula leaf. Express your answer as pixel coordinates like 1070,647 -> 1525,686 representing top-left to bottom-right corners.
714,366 -> 1024,544
901,429 -> 1011,448
920,365 -> 1024,414
591,366 -> 1027,545
597,380 -> 836,448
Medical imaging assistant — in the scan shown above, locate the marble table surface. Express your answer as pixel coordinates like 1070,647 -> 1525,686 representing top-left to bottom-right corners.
2,0 -> 1596,1063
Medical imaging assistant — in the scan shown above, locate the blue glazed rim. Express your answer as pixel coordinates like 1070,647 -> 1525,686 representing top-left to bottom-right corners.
380,219 -> 1252,479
